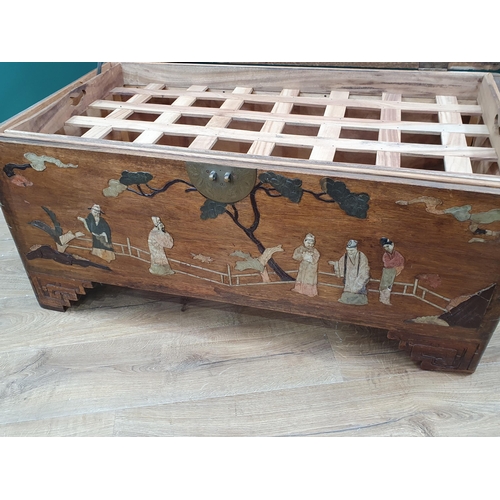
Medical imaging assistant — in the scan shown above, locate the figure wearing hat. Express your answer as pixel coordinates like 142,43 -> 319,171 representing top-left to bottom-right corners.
77,204 -> 115,263
330,240 -> 370,305
148,216 -> 174,276
379,237 -> 405,305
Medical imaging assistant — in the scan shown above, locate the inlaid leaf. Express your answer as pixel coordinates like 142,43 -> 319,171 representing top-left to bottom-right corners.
321,178 -> 370,219
259,172 -> 303,203
200,199 -> 227,220
320,178 -> 348,200
103,179 -> 128,197
119,170 -> 154,186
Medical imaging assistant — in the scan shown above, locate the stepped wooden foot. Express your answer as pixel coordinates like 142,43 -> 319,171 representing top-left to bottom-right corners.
388,329 -> 482,373
28,272 -> 94,311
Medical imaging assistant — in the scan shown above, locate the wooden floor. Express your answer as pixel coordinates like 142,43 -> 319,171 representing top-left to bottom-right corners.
2,210 -> 500,437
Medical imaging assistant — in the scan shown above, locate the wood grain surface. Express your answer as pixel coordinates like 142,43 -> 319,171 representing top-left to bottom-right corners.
2,209 -> 500,436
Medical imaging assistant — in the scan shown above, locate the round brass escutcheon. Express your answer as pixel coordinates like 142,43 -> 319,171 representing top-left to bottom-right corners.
185,162 -> 257,203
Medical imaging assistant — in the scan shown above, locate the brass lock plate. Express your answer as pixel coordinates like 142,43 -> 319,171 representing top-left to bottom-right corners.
185,162 -> 257,203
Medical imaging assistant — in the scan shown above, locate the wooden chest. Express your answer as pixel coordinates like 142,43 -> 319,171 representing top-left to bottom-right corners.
1,62 -> 500,374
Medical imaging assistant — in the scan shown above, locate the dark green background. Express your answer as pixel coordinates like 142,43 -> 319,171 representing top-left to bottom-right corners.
0,63 -> 98,124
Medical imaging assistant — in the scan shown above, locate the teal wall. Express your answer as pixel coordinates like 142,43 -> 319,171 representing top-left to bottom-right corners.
0,62 -> 98,124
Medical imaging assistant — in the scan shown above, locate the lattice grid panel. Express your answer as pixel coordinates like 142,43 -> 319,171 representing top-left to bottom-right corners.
63,83 -> 500,176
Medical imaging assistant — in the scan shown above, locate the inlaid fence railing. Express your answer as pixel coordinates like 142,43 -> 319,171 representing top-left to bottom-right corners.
68,237 -> 451,311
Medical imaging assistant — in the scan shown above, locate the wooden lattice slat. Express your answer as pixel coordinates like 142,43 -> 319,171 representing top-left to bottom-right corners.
65,113 -> 498,161
437,95 -> 473,174
376,93 -> 402,168
88,99 -> 490,137
477,73 -> 500,172
309,91 -> 349,162
109,87 -> 484,115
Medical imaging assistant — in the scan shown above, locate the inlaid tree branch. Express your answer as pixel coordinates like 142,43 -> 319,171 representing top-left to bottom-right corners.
103,169 -> 370,281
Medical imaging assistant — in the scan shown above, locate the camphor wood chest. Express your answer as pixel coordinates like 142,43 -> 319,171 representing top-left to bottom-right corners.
1,62 -> 500,373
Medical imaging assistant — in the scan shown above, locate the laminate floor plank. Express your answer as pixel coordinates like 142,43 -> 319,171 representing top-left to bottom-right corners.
0,411 -> 116,437
0,282 -> 341,351
325,323 -> 414,381
0,239 -> 17,256
0,272 -> 32,300
0,315 -> 342,425
0,222 -> 12,239
113,361 -> 500,437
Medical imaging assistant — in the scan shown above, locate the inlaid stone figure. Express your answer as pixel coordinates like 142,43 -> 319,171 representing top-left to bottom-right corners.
292,233 -> 320,297
379,237 -> 405,305
148,216 -> 174,275
330,239 -> 370,305
77,204 -> 115,263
